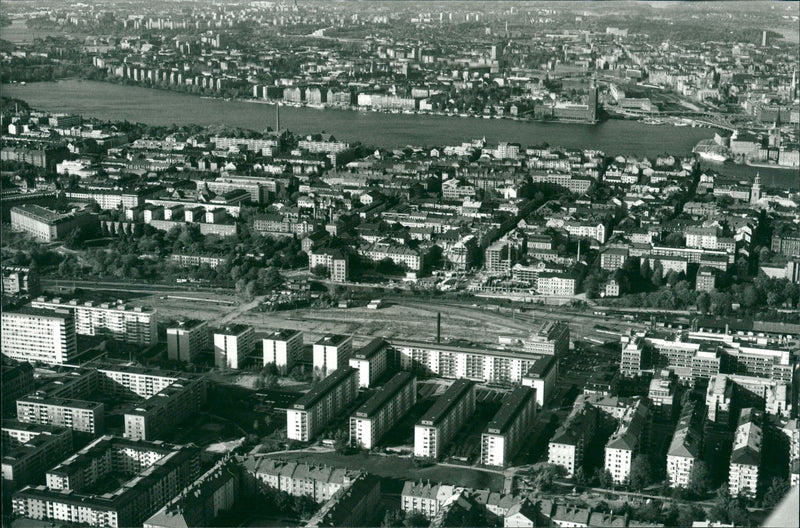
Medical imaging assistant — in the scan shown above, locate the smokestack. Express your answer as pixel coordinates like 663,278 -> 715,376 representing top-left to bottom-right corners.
437,312 -> 441,343
275,102 -> 280,132
762,30 -> 767,47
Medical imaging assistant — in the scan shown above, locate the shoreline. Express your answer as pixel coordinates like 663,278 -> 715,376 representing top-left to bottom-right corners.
745,160 -> 799,171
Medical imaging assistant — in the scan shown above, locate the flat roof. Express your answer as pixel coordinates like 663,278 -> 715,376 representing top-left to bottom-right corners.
417,379 -> 474,427
352,337 -> 388,360
484,386 -> 535,435
391,338 -> 540,362
17,395 -> 103,411
3,307 -> 72,320
264,328 -> 302,342
524,355 -> 557,379
315,334 -> 351,347
354,372 -> 413,418
214,323 -> 252,336
292,367 -> 357,410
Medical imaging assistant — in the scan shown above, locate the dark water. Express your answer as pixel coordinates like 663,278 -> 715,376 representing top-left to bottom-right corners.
3,79 -> 798,189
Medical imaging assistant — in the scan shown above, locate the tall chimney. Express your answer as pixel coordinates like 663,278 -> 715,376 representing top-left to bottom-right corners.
275,102 -> 280,132
437,312 -> 441,343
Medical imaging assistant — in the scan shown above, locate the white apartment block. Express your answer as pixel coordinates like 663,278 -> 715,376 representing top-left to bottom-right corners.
394,339 -> 543,385
213,325 -> 255,370
548,404 -> 597,478
481,387 -> 537,467
246,458 -> 360,503
414,379 -> 475,459
350,372 -> 416,449
348,337 -> 389,388
1,308 -> 78,365
167,320 -> 209,363
604,400 -> 650,485
16,396 -> 104,434
263,329 -> 304,374
313,335 -> 353,378
31,297 -> 158,345
401,481 -> 462,519
729,408 -> 762,499
666,402 -> 702,488
287,367 -> 359,442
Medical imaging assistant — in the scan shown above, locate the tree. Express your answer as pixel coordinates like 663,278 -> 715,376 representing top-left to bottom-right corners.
403,511 -> 429,528
696,292 -> 711,314
333,428 -> 349,454
382,509 -> 406,527
628,454 -> 652,491
528,463 -> 566,492
762,477 -> 790,509
311,264 -> 329,278
687,460 -> 712,498
574,466 -> 587,485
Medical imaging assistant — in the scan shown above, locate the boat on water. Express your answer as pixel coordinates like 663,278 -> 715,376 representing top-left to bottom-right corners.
697,151 -> 728,163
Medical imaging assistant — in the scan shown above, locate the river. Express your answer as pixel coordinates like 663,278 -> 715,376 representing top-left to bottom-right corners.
2,79 -> 798,189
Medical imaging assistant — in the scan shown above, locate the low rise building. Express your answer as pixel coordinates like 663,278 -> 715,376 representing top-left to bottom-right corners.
666,402 -> 704,488
523,321 -> 569,357
245,458 -> 360,503
548,402 -> 598,478
10,205 -> 96,242
2,421 -> 73,492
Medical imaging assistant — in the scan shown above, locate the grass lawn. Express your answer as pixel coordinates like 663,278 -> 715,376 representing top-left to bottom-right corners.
265,451 -> 504,491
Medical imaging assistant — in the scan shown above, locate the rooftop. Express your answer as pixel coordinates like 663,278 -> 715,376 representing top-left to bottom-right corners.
354,372 -> 414,418
418,379 -> 474,427
292,367 -> 357,410
484,386 -> 535,436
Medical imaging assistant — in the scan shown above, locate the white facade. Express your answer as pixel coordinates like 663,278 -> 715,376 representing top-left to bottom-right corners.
263,330 -> 304,373
312,335 -> 353,377
213,326 -> 255,370
414,380 -> 475,459
1,309 -> 78,365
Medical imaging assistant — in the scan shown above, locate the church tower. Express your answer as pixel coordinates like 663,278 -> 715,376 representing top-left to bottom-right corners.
750,173 -> 762,204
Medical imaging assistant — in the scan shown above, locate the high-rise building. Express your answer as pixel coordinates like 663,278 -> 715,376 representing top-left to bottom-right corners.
30,297 -> 158,345
481,386 -> 537,467
348,337 -> 389,388
2,308 -> 78,365
604,399 -> 650,484
262,329 -> 304,374
287,367 -> 359,442
167,320 -> 209,363
213,324 -> 255,370
350,372 -> 416,449
414,379 -> 475,459
729,408 -> 763,498
313,335 -> 353,378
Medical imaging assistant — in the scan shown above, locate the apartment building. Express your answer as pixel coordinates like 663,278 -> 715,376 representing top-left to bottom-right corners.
348,337 -> 390,388
548,403 -> 598,477
245,457 -> 361,503
124,378 -> 207,441
2,361 -> 35,414
394,339 -> 544,385
521,355 -> 558,406
287,367 -> 359,442
30,297 -> 158,345
1,308 -> 78,365
144,457 -> 239,528
305,475 -> 381,528
308,247 -> 349,282
414,379 -> 476,459
481,387 -> 537,467
401,481 -> 462,519
16,396 -> 104,435
12,436 -> 200,528
600,248 -> 629,271
2,265 -> 39,296
263,329 -> 304,374
620,333 -> 645,377
2,421 -> 73,491
729,408 -> 763,499
523,321 -> 570,356
167,319 -> 209,363
536,272 -> 576,296
313,334 -> 353,378
706,373 -> 791,422
604,399 -> 650,485
350,372 -> 416,449
358,241 -> 423,271
10,205 -> 95,242
96,364 -> 180,398
213,324 -> 255,370
666,401 -> 703,488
